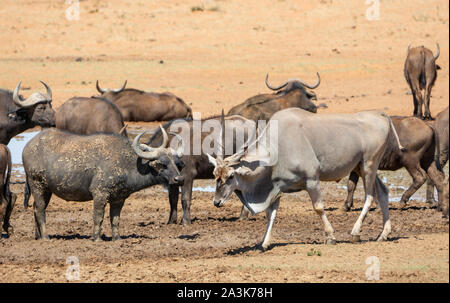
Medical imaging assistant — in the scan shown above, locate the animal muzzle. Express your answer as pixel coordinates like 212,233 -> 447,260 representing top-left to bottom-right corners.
170,175 -> 184,186
213,199 -> 225,208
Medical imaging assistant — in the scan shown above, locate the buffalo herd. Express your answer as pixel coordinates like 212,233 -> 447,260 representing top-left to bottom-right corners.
0,43 -> 448,250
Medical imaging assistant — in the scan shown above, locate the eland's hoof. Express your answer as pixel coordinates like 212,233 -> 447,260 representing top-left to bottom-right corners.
351,235 -> 361,243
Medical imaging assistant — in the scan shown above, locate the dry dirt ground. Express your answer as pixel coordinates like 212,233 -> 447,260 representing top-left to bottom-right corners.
0,0 -> 449,283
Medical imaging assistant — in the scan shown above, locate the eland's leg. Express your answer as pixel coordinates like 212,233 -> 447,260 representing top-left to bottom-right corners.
238,205 -> 250,220
374,175 -> 391,241
259,198 -> 280,251
343,171 -> 359,211
307,178 -> 336,244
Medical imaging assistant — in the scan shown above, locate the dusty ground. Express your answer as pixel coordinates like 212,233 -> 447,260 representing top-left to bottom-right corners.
0,0 -> 449,283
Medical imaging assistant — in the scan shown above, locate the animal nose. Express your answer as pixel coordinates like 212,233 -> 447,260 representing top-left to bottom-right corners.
214,200 -> 222,207
173,175 -> 184,185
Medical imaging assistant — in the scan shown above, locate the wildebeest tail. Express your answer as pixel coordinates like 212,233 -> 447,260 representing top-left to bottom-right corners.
24,176 -> 31,209
383,113 -> 407,152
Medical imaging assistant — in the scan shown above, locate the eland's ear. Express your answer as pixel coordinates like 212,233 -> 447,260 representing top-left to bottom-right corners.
206,153 -> 217,167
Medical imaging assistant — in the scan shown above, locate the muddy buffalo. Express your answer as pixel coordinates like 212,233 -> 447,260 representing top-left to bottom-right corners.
56,96 -> 127,136
23,127 -> 184,241
404,43 -> 441,120
0,144 -> 16,236
343,116 -> 447,217
96,81 -> 192,122
0,81 -> 55,145
228,72 -> 325,121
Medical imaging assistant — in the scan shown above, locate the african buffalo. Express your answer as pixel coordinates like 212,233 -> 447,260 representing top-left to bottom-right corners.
96,81 -> 192,122
208,108 -> 405,250
23,127 -> 184,241
56,96 -> 127,136
0,144 -> 16,236
0,81 -> 55,145
148,113 -> 255,225
343,116 -> 447,216
227,72 -> 325,121
404,43 -> 441,120
426,106 -> 449,213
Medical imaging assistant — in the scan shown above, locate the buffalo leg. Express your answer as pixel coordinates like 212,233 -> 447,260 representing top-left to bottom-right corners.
400,164 -> 427,207
167,184 -> 179,224
260,198 -> 280,251
343,171 -> 359,211
109,200 -> 125,241
307,178 -> 336,244
92,199 -> 107,241
426,163 -> 445,212
33,191 -> 52,240
181,178 -> 193,226
423,83 -> 433,120
2,193 -> 16,236
426,178 -> 437,204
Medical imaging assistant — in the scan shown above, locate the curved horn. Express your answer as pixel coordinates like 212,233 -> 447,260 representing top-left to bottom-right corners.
297,72 -> 321,89
168,132 -> 185,157
13,81 -> 50,108
265,74 -> 289,91
112,80 -> 127,93
40,80 -> 52,101
406,44 -> 411,57
434,43 -> 440,60
132,126 -> 169,160
96,80 -> 107,94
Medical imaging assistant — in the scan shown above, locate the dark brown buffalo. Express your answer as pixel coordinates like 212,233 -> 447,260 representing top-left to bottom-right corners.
0,144 -> 16,236
96,81 -> 192,122
0,81 -> 55,145
148,113 -> 255,225
228,73 -> 325,121
343,116 -> 447,217
404,43 -> 441,120
56,96 -> 127,136
426,106 -> 449,212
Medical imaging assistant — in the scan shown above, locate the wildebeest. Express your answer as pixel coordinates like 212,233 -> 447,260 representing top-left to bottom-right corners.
147,113 -> 255,225
426,106 -> 449,213
0,144 -> 16,236
227,72 -> 326,121
22,127 -> 184,241
56,96 -> 127,136
96,81 -> 192,122
0,81 -> 56,145
404,43 -> 441,120
207,108 -> 405,250
343,116 -> 447,215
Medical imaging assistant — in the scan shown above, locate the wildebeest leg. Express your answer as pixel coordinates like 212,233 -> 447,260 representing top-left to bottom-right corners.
259,198 -> 280,251
92,198 -> 107,242
400,164 -> 427,208
426,178 -> 437,204
343,171 -> 359,211
181,178 -> 193,226
426,163 -> 445,212
411,82 -> 424,119
423,83 -> 433,120
33,191 -> 52,240
109,200 -> 125,241
167,184 -> 179,224
238,205 -> 250,220
307,178 -> 336,244
374,175 -> 391,241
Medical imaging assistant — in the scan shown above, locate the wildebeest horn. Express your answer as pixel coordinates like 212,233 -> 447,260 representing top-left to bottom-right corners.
13,81 -> 52,108
265,74 -> 289,91
112,80 -> 127,93
434,43 -> 440,60
96,80 -> 107,94
132,125 -> 169,160
297,72 -> 321,89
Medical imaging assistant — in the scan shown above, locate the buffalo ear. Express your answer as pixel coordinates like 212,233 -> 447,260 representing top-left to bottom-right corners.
206,153 -> 217,167
235,166 -> 253,176
436,64 -> 441,70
